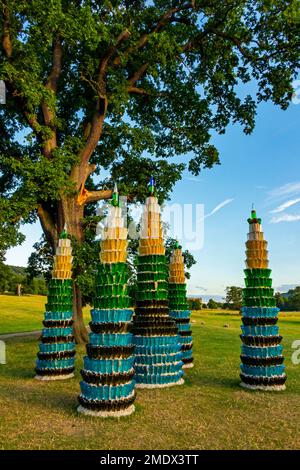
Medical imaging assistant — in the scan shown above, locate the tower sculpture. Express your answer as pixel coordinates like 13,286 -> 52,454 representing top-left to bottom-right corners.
169,243 -> 194,368
35,227 -> 75,380
78,184 -> 136,416
240,209 -> 286,390
132,177 -> 184,388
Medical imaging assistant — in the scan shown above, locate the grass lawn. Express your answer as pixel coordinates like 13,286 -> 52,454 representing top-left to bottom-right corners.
0,294 -> 90,334
0,307 -> 300,450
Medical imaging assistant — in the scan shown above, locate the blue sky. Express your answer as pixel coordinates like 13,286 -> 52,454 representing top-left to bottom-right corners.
6,96 -> 300,300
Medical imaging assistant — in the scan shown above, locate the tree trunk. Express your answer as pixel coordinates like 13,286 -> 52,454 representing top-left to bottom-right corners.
73,283 -> 89,344
38,193 -> 89,344
60,195 -> 89,344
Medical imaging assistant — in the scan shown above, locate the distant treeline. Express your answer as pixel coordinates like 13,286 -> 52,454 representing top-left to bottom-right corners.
0,263 -> 47,295
189,286 -> 300,312
275,288 -> 300,311
1,263 -> 299,312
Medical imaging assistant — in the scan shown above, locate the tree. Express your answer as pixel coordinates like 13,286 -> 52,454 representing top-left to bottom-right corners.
225,286 -> 243,310
274,291 -> 286,310
0,261 -> 10,291
1,1 -> 299,342
188,297 -> 202,310
207,298 -> 218,309
165,237 -> 196,279
283,287 -> 300,311
0,263 -> 47,294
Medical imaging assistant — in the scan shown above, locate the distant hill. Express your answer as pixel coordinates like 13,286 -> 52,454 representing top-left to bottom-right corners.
8,265 -> 27,275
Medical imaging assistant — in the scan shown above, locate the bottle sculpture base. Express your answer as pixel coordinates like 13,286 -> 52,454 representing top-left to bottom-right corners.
182,363 -> 194,369
77,404 -> 135,418
35,371 -> 74,381
240,381 -> 286,392
135,378 -> 184,389
240,372 -> 286,391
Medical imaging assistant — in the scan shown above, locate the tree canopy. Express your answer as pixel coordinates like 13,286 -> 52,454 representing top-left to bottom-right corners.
225,285 -> 243,310
1,1 -> 299,231
0,0 -> 299,341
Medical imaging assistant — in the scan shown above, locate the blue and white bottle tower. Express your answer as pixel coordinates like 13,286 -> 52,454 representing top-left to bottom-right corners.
240,209 -> 286,390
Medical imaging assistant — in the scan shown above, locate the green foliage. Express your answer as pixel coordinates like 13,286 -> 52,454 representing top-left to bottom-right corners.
188,297 -> 202,310
0,263 -> 47,295
0,0 -> 299,309
275,287 -> 300,311
165,237 -> 196,279
0,0 -> 299,223
207,298 -> 219,309
26,236 -> 53,283
27,231 -> 196,306
225,285 -> 243,310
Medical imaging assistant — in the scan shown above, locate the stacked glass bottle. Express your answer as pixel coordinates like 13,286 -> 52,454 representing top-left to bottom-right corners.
240,209 -> 286,391
35,227 -> 75,380
169,243 -> 194,369
132,178 -> 184,388
78,185 -> 136,417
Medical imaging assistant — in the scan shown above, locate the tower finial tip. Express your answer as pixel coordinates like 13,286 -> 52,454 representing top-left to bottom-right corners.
112,181 -> 120,207
148,175 -> 155,195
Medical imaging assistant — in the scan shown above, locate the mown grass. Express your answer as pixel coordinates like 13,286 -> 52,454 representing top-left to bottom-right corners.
0,308 -> 300,450
0,294 -> 90,334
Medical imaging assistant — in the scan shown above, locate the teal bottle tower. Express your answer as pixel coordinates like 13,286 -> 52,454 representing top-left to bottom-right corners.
35,226 -> 75,380
132,178 -> 184,388
240,209 -> 286,390
78,184 -> 136,417
169,242 -> 194,368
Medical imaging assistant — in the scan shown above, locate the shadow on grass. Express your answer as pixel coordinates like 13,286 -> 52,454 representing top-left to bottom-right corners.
0,379 -> 79,416
183,365 -> 240,390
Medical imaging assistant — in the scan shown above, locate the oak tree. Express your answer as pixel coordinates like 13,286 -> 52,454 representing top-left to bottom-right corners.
0,0 -> 299,341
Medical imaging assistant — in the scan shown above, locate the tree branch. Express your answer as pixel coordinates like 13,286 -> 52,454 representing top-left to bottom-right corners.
1,3 -> 48,143
127,86 -> 150,95
78,96 -> 108,170
210,29 -> 252,61
85,189 -> 112,204
182,4 -> 241,52
98,29 -> 131,94
37,203 -> 57,249
77,3 -> 197,170
41,36 -> 63,158
76,32 -> 131,172
45,36 -> 63,93
113,2 -> 196,66
128,63 -> 149,86
2,1 -> 12,58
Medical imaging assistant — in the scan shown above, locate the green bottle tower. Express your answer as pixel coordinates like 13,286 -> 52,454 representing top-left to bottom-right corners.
35,226 -> 75,380
78,184 -> 136,416
169,242 -> 194,368
240,209 -> 286,390
132,177 -> 184,388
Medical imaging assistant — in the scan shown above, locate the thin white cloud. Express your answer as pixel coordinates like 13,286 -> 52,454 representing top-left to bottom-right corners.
270,213 -> 300,224
205,198 -> 234,218
270,198 -> 300,214
269,182 -> 300,199
184,176 -> 202,182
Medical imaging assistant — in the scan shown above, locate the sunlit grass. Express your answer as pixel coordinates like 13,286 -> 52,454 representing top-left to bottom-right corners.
0,294 -> 90,334
0,306 -> 299,450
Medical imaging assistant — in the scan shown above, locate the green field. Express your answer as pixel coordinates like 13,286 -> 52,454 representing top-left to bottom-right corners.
0,298 -> 300,450
0,294 -> 90,334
